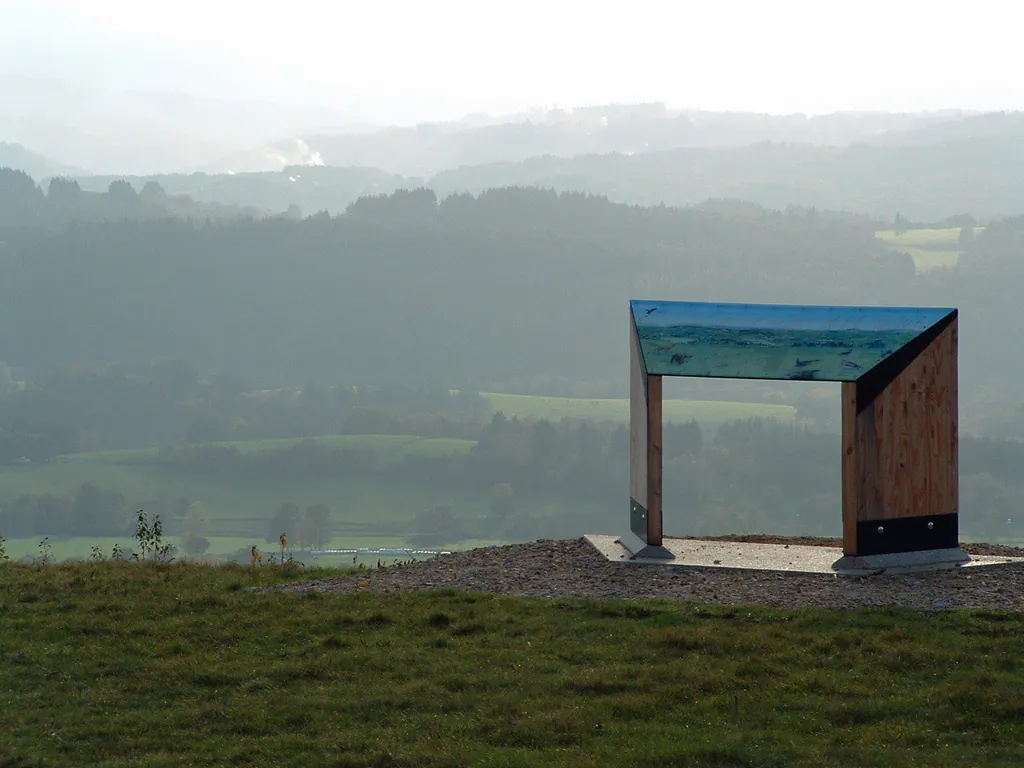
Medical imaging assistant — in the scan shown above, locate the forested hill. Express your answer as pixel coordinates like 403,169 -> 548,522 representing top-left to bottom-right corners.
0,187 -> 910,390
0,167 -> 262,229
285,107 -> 959,177
75,165 -> 406,220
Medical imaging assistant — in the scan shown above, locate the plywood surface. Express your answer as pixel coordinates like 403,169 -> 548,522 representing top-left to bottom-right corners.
842,319 -> 957,538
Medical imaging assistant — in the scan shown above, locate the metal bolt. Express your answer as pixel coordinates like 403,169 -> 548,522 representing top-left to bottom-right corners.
877,526 -> 884,534
927,521 -> 934,530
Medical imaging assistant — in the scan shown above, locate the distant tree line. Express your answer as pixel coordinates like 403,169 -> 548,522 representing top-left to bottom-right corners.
0,167 -> 259,229
63,108 -> 1014,220
76,165 -> 405,218
0,361 -> 489,458
1,184 -> 1023,434
0,186 -> 918,395
3,416 -> 1021,546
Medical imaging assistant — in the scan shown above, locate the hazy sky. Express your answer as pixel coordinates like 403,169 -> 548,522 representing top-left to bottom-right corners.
2,0 -> 1020,125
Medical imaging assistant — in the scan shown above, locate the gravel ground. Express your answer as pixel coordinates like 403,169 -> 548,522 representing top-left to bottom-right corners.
282,537 -> 1024,612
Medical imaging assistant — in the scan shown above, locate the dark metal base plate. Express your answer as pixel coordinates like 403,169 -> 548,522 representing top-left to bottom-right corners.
618,531 -> 675,560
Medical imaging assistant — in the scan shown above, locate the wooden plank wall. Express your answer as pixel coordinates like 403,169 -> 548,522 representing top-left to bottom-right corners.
841,320 -> 958,555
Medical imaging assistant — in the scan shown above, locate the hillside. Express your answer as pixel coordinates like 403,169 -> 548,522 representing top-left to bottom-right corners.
266,106 -> 964,177
0,188 -> 911,389
0,141 -> 83,179
430,137 -> 1024,221
2,184 -> 1020,420
871,110 -> 1024,147
67,117 -> 1024,219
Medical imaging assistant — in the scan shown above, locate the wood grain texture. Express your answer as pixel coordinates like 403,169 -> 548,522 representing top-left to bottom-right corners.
647,375 -> 663,546
842,320 -> 958,555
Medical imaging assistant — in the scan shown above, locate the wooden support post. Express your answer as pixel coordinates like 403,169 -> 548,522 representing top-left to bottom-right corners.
626,313 -> 672,558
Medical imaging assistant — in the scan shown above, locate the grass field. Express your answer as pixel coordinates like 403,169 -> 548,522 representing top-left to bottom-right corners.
479,392 -> 795,425
890,246 -> 961,271
876,227 -> 981,272
2,560 -> 1023,766
0,451 -> 510,564
0,392 -> 796,561
0,462 -> 477,526
0,430 -> 564,561
0,435 -> 481,532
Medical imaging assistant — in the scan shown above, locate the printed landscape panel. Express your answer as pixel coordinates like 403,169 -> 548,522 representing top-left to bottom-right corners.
630,300 -> 955,382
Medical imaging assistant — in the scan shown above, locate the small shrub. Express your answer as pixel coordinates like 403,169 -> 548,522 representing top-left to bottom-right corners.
133,510 -> 175,562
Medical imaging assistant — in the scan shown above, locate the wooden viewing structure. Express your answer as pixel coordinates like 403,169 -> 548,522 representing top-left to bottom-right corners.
626,300 -> 964,572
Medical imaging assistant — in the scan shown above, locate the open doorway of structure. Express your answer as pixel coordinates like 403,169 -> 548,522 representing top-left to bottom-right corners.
658,376 -> 842,541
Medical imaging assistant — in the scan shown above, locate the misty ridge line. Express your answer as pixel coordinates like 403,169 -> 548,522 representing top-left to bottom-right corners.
0,75 -> 1012,176
3,74 -> 1020,224
4,119 -> 1019,225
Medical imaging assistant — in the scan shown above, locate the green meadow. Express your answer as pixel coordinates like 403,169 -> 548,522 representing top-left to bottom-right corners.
0,394 -> 798,561
0,441 -> 479,529
1,560 -> 1023,767
0,468 -> 503,559
0,434 -> 504,560
876,227 -> 980,271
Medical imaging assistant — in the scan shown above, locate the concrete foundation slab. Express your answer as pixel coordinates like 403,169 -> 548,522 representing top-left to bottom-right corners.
832,548 -> 970,575
584,534 -> 1024,575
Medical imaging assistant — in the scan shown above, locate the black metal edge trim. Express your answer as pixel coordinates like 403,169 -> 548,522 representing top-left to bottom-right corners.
856,309 -> 957,413
856,513 -> 958,556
